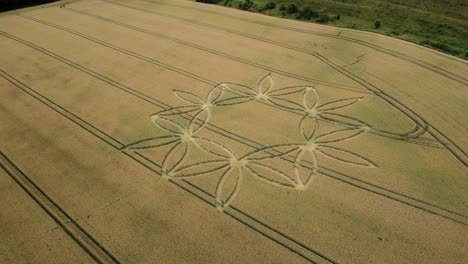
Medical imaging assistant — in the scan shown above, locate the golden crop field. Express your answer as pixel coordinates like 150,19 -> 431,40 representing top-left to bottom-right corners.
0,0 -> 467,263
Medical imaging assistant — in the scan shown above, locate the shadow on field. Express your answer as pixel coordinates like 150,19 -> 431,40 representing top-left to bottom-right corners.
0,0 -> 59,12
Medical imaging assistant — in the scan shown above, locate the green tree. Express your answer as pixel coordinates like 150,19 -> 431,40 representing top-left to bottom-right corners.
374,20 -> 382,29
317,14 -> 330,23
264,2 -> 276,10
196,0 -> 219,3
286,4 -> 298,14
239,0 -> 253,10
298,6 -> 318,20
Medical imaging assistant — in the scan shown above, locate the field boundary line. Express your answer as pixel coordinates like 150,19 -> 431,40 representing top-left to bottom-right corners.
103,0 -> 467,166
148,0 -> 468,69
1,29 -> 465,225
0,69 -> 334,264
0,151 -> 120,264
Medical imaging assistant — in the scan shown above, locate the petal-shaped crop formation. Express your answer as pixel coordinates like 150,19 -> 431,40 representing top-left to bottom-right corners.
293,148 -> 318,189
154,106 -> 201,117
318,112 -> 369,127
299,116 -> 319,141
302,87 -> 320,111
125,135 -> 179,150
316,128 -> 366,144
173,160 -> 230,178
245,162 -> 297,188
151,115 -> 186,135
317,97 -> 363,112
215,95 -> 255,106
173,89 -> 205,105
268,97 -> 304,111
215,167 -> 243,211
269,86 -> 307,97
188,109 -> 210,135
162,142 -> 190,176
222,83 -> 257,96
207,85 -> 225,103
317,145 -> 376,167
257,73 -> 273,94
193,137 -> 235,159
240,144 -> 300,160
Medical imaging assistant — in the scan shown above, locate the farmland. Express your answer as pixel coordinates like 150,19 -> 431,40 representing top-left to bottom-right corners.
0,0 -> 467,263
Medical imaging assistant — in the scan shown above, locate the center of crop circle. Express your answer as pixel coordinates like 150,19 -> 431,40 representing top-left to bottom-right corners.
255,93 -> 269,100
180,132 -> 193,142
307,108 -> 318,117
230,158 -> 247,168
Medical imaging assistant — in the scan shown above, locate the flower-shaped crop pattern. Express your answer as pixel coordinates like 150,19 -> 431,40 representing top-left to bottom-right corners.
293,119 -> 375,190
221,73 -> 310,111
124,108 -> 210,178
301,86 -> 369,128
169,138 -> 300,211
172,83 -> 256,113
122,73 -> 377,212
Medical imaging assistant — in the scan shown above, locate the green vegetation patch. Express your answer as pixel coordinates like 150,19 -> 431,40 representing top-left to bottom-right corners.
197,0 -> 468,59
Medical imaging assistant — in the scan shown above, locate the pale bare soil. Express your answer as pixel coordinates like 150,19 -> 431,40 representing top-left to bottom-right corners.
0,0 -> 467,263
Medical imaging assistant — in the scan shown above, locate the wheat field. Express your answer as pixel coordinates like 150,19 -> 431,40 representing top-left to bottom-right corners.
0,0 -> 467,263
